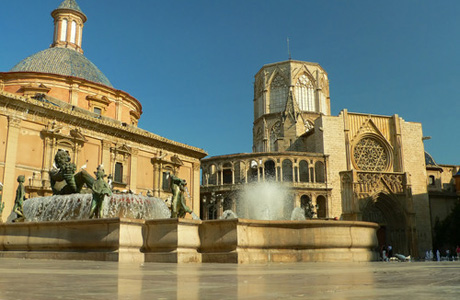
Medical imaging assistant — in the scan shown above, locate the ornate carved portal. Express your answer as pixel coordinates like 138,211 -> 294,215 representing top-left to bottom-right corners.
340,170 -> 417,257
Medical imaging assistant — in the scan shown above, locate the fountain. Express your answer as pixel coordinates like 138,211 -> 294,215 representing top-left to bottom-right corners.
199,181 -> 378,263
0,151 -> 378,263
22,193 -> 171,222
235,181 -> 294,220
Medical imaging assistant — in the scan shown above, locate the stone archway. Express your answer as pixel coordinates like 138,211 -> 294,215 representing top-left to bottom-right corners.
361,193 -> 411,256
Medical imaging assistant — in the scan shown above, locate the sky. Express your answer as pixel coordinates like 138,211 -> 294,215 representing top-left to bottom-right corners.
1,0 -> 459,165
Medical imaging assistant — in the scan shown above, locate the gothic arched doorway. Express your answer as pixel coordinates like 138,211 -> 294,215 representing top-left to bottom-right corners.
361,193 -> 411,256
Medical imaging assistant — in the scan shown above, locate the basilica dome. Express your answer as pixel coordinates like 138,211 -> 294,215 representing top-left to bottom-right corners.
10,47 -> 112,87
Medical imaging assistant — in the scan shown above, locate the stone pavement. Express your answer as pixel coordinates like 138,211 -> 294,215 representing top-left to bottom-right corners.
0,258 -> 459,299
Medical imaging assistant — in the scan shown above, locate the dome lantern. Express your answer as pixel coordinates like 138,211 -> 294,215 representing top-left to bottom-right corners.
51,0 -> 87,54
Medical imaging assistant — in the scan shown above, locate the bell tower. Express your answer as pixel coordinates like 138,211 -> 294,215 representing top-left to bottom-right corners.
50,0 -> 87,54
252,60 -> 330,153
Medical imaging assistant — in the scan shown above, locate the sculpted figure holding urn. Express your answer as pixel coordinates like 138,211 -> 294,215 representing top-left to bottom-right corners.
49,150 -> 95,195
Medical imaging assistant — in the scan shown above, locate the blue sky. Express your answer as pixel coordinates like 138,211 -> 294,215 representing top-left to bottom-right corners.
1,0 -> 459,164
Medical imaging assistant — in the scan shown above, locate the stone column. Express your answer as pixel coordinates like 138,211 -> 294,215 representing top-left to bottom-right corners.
41,137 -> 53,185
296,164 -> 300,183
152,160 -> 161,197
2,117 -> 22,221
129,149 -> 138,193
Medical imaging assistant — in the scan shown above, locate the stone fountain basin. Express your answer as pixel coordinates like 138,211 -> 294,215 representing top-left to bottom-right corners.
0,218 -> 378,263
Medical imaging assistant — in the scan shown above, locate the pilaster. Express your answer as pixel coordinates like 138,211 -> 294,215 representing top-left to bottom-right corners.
2,117 -> 22,221
129,149 -> 138,193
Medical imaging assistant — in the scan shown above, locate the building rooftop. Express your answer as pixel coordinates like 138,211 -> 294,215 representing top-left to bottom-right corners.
56,0 -> 85,16
10,47 -> 112,87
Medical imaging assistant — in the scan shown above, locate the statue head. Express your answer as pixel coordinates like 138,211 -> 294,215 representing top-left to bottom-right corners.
54,150 -> 71,168
17,175 -> 25,183
94,164 -> 106,179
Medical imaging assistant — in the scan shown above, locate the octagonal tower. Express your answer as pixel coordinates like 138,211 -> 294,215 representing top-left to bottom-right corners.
253,60 -> 330,153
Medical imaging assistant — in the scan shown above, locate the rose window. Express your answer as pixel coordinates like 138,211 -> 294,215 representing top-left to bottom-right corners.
353,137 -> 389,171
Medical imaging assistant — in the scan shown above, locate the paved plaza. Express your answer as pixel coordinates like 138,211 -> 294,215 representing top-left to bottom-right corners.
0,258 -> 460,299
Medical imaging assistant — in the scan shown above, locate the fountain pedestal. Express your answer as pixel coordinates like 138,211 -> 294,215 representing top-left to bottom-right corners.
0,218 -> 379,263
143,218 -> 201,263
200,219 -> 379,263
0,218 -> 144,262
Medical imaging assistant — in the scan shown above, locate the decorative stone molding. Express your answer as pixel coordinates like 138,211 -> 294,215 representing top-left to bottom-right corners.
20,83 -> 51,97
110,144 -> 131,162
129,110 -> 140,120
87,95 -> 110,112
7,116 -> 22,128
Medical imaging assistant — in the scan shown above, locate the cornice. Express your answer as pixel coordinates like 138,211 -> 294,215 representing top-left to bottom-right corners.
0,91 -> 207,159
0,72 -> 143,116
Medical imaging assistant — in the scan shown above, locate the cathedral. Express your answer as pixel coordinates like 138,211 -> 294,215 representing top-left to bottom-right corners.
1,0 -> 458,260
200,59 -> 460,258
0,0 -> 207,221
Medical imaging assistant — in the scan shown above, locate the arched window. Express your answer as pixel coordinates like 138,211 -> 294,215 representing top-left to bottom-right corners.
315,161 -> 325,183
60,19 -> 68,41
300,195 -> 314,218
248,160 -> 258,182
264,160 -> 276,180
316,195 -> 327,218
428,175 -> 435,186
282,159 -> 293,182
70,20 -> 77,43
300,195 -> 310,209
269,74 -> 287,113
223,196 -> 233,211
209,164 -> 217,185
222,163 -> 232,184
270,122 -> 281,152
299,160 -> 309,182
295,74 -> 315,112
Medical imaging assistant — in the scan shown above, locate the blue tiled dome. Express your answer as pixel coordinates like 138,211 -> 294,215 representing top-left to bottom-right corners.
57,0 -> 85,15
10,47 -> 112,87
425,151 -> 438,166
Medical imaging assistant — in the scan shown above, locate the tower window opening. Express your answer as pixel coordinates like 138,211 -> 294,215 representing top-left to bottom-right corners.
70,20 -> 77,43
60,19 -> 68,41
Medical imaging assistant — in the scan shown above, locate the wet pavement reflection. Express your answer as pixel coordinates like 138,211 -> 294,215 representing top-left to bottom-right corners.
0,258 -> 459,299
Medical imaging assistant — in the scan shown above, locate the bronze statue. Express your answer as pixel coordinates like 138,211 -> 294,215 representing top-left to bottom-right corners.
49,150 -> 95,195
170,174 -> 192,218
304,199 -> 316,219
90,165 -> 112,219
13,175 -> 26,221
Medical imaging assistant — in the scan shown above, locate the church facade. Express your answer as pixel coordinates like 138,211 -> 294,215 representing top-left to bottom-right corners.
0,0 -> 207,221
200,59 -> 459,258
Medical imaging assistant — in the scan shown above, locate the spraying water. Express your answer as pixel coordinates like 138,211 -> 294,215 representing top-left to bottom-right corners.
23,193 -> 171,222
236,181 -> 294,220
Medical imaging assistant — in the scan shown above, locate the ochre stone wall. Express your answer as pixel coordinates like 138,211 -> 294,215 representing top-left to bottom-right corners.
315,114 -> 347,218
400,121 -> 432,255
0,91 -> 206,222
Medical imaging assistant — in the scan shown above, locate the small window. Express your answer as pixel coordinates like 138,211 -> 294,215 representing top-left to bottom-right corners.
162,172 -> 171,191
114,162 -> 123,183
428,175 -> 435,186
94,107 -> 102,115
